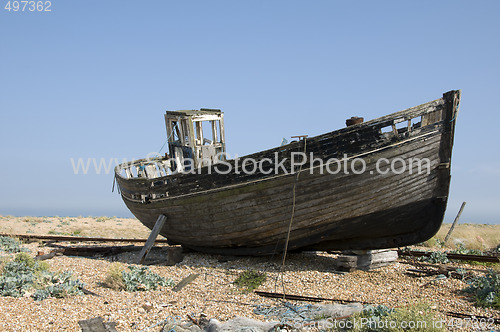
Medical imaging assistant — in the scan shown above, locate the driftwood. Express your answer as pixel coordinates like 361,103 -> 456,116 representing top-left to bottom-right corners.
172,273 -> 200,292
35,251 -> 59,261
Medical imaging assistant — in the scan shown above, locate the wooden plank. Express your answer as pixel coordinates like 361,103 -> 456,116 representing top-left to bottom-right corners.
131,136 -> 442,229
116,124 -> 443,198
211,120 -> 218,143
444,201 -> 466,244
219,113 -> 225,153
126,148 -> 440,235
391,124 -> 398,136
195,121 -> 203,145
137,214 -> 167,264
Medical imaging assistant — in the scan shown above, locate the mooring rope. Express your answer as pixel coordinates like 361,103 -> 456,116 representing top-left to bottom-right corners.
276,138 -> 307,297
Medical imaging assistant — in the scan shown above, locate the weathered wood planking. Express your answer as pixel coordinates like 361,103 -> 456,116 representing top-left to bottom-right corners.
115,91 -> 460,255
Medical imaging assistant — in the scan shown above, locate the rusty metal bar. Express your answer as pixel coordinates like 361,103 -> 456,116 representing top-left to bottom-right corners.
0,233 -> 169,244
254,290 -> 369,304
398,250 -> 499,263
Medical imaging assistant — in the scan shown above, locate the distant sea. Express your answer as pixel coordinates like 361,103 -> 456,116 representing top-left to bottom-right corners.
1,208 -> 498,224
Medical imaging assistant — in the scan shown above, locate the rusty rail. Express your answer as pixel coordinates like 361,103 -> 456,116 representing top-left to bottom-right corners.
0,233 -> 169,244
254,290 -> 369,304
398,250 -> 499,263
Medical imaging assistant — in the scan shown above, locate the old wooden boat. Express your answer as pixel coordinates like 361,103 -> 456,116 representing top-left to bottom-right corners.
115,90 -> 461,255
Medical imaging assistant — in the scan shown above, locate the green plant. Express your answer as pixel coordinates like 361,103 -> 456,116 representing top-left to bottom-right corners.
35,261 -> 50,273
418,251 -> 449,264
23,218 -> 41,227
103,262 -> 126,290
121,266 -> 174,292
32,271 -> 85,300
344,303 -> 444,331
435,238 -> 445,248
463,269 -> 500,309
0,236 -> 28,253
451,243 -> 484,256
0,253 -> 84,300
234,270 -> 266,292
48,230 -> 71,236
14,252 -> 36,269
45,271 -> 85,298
0,260 -> 36,297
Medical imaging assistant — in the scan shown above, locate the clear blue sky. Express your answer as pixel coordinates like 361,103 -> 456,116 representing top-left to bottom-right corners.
0,1 -> 499,223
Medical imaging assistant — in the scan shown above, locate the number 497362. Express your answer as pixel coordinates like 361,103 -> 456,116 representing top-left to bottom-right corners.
4,1 -> 52,12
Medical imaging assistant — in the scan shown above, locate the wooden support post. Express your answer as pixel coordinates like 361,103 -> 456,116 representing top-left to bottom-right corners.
137,214 -> 166,264
444,201 -> 466,244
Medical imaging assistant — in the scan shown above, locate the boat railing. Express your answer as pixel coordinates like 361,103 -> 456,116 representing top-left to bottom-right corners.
115,157 -> 173,180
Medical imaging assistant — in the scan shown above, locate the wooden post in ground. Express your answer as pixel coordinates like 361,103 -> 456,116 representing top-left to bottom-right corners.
444,201 -> 466,244
137,215 -> 167,264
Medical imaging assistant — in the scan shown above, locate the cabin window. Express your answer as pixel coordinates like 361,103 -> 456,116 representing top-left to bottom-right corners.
394,120 -> 407,133
381,125 -> 392,134
130,166 -> 138,177
412,116 -> 422,129
202,121 -> 213,144
394,119 -> 406,130
194,120 -> 222,146
170,121 -> 182,144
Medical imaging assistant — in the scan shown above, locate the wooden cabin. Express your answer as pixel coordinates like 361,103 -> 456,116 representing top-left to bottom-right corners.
164,109 -> 226,172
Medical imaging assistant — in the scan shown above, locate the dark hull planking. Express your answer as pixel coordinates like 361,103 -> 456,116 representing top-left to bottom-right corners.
115,91 -> 460,255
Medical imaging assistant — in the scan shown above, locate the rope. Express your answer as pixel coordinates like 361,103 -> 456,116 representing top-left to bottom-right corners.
158,118 -> 180,155
157,139 -> 169,155
450,100 -> 460,123
276,138 -> 307,297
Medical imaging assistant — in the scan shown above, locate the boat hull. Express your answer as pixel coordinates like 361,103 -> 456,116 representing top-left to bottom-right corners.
116,91 -> 460,255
